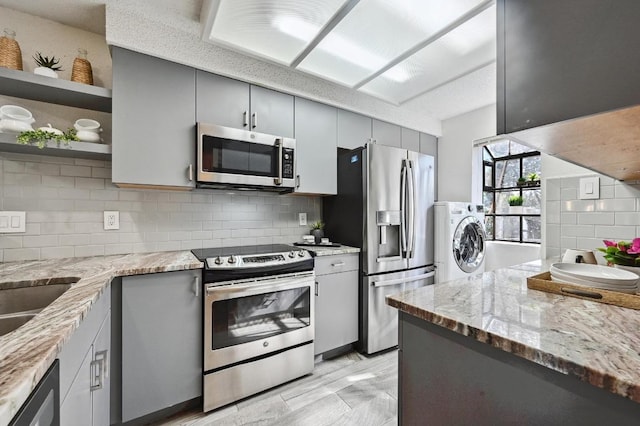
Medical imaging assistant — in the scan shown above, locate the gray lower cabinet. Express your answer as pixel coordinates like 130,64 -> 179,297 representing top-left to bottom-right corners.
112,47 -> 196,189
337,109 -> 372,149
294,97 -> 337,195
59,286 -> 111,426
121,270 -> 201,423
314,253 -> 359,355
196,70 -> 294,138
372,119 -> 401,147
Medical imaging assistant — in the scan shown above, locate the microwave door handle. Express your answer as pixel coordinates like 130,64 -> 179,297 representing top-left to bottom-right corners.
274,138 -> 283,186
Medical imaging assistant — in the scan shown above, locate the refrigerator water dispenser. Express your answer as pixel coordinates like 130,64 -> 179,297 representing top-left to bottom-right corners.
376,210 -> 401,259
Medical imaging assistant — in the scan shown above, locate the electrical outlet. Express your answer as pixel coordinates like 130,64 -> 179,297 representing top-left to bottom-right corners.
299,212 -> 307,226
104,211 -> 120,230
0,211 -> 25,233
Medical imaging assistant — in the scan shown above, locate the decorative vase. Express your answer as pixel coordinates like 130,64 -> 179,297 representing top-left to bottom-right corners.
34,67 -> 59,78
71,48 -> 94,85
0,28 -> 23,70
311,229 -> 324,244
613,264 -> 640,277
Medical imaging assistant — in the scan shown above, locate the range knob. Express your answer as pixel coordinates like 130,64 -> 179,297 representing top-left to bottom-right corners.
288,251 -> 296,258
228,256 -> 237,264
214,256 -> 223,265
298,250 -> 306,257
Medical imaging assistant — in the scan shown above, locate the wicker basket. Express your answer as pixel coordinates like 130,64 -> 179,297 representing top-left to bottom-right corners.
0,29 -> 23,71
71,49 -> 93,85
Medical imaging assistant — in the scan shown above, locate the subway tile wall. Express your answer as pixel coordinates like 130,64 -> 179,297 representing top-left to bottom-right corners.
545,174 -> 640,261
0,153 -> 322,262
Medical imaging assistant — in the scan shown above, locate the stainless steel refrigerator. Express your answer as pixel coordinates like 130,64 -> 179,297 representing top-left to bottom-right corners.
323,143 -> 435,354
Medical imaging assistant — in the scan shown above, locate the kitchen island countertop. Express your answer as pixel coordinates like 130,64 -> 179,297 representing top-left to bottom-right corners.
0,251 -> 203,426
386,259 -> 640,404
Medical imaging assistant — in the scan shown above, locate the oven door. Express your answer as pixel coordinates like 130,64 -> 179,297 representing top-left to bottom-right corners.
204,271 -> 314,372
197,122 -> 296,189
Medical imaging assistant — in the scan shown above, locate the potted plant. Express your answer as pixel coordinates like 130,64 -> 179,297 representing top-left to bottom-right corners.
508,195 -> 524,214
17,127 -> 78,149
516,177 -> 527,187
33,52 -> 63,78
310,221 -> 324,244
597,239 -> 640,275
527,172 -> 540,186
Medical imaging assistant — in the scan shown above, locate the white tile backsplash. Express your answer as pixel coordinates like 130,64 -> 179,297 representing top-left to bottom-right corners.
0,152 -> 322,261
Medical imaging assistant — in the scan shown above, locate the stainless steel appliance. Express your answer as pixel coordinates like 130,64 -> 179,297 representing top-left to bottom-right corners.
191,244 -> 314,412
324,143 -> 436,354
196,123 -> 296,193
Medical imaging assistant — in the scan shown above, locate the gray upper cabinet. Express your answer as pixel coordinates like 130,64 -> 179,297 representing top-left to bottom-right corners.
420,132 -> 438,200
121,270 -> 201,423
112,47 -> 196,189
401,128 -> 420,152
196,70 -> 294,138
497,0 -> 640,134
294,98 -> 337,195
337,109 -> 372,149
372,119 -> 401,148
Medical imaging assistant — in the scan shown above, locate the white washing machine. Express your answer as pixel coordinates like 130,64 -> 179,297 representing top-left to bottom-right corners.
434,201 -> 486,283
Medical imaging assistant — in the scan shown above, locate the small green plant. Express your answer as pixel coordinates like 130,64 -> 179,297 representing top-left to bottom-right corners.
33,52 -> 63,71
517,177 -> 527,186
508,195 -> 524,206
17,128 -> 78,149
310,221 -> 324,230
527,172 -> 539,182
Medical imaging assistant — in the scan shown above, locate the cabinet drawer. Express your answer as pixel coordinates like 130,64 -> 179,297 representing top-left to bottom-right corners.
315,254 -> 359,275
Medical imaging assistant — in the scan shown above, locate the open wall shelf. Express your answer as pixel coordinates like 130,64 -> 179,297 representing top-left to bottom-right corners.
0,132 -> 111,160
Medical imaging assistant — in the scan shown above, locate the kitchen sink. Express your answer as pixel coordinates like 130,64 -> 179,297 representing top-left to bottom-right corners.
0,278 -> 79,336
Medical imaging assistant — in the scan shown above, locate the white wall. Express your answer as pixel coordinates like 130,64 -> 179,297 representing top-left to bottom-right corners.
484,241 -> 540,271
438,104 -> 496,203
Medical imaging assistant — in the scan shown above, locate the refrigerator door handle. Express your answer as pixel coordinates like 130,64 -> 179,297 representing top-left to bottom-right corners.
400,160 -> 408,256
371,271 -> 436,288
408,159 -> 417,258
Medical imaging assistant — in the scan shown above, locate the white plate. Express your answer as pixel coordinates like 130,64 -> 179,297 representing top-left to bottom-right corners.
550,263 -> 639,285
551,269 -> 638,289
550,277 -> 638,294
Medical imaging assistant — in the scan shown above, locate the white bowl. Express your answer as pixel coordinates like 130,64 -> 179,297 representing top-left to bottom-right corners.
74,119 -> 101,132
551,270 -> 637,289
550,263 -> 639,285
38,124 -> 63,136
0,119 -> 34,133
76,130 -> 102,143
0,105 -> 34,121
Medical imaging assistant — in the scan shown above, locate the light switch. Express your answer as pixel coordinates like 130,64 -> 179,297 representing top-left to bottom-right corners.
0,211 -> 25,233
579,177 -> 600,200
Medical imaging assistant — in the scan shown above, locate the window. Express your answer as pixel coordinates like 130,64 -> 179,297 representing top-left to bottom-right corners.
482,140 -> 541,243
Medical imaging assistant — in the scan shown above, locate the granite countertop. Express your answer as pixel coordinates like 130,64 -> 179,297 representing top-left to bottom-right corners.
0,251 -> 203,425
303,244 -> 360,257
386,259 -> 640,403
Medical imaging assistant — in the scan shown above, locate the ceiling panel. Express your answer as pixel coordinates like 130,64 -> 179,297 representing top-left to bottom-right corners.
359,4 -> 496,104
297,0 -> 485,87
204,0 -> 348,65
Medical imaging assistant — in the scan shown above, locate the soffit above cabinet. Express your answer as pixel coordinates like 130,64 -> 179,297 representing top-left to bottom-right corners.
201,0 -> 495,106
509,104 -> 640,182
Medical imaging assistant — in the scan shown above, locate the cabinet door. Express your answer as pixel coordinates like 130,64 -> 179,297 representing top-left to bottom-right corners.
112,47 -> 196,188
92,312 -> 111,426
121,270 -> 201,422
249,85 -> 294,138
60,346 -> 93,426
337,109 -> 372,149
315,270 -> 359,355
294,98 -> 337,194
372,119 -> 401,148
420,132 -> 438,200
196,70 -> 250,130
401,128 -> 420,152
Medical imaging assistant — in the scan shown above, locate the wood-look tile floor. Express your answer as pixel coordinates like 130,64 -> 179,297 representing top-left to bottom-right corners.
157,350 -> 398,426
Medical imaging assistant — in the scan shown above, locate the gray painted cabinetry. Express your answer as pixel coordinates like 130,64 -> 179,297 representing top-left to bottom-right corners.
111,47 -> 196,189
337,109 -> 371,150
196,70 -> 294,138
372,119 -> 401,148
314,253 -> 359,355
419,132 -> 438,200
401,128 -> 420,152
59,285 -> 111,426
121,270 -> 201,423
294,98 -> 337,195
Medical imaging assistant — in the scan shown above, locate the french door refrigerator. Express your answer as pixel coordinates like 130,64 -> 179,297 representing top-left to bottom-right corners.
324,143 -> 435,354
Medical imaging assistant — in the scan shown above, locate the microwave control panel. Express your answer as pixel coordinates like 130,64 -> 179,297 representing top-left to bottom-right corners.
282,148 -> 294,179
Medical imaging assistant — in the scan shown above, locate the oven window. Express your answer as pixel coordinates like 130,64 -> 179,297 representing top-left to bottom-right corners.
211,286 -> 311,349
202,135 -> 276,177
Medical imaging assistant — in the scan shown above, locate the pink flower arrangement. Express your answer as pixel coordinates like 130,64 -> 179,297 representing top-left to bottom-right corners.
598,239 -> 640,266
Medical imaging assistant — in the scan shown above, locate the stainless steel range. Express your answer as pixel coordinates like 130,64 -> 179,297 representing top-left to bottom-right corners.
191,244 -> 315,412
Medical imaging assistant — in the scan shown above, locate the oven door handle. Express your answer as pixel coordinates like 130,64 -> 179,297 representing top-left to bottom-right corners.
206,273 -> 314,300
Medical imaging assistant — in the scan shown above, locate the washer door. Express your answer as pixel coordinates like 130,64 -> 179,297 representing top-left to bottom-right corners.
452,216 -> 486,273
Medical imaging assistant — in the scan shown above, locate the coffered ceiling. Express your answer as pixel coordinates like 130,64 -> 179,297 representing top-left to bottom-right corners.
0,0 -> 497,123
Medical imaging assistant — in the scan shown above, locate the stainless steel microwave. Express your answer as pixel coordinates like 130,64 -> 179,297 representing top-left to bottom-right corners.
196,123 -> 296,193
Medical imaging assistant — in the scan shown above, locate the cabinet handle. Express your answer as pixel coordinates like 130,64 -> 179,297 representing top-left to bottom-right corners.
193,274 -> 200,297
90,350 -> 108,391
296,175 -> 300,188
331,262 -> 345,267
252,112 -> 257,129
315,281 -> 319,296
243,111 -> 248,127
188,164 -> 193,181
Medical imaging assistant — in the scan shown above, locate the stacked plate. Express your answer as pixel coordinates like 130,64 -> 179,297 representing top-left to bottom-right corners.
550,263 -> 639,294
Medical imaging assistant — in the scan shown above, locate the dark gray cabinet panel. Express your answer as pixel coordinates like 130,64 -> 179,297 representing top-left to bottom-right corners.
401,128 -> 420,152
372,119 -> 401,147
112,47 -> 195,188
337,109 -> 372,149
498,0 -> 640,134
121,270 -> 201,422
250,85 -> 294,138
196,71 -> 250,130
294,98 -> 337,194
